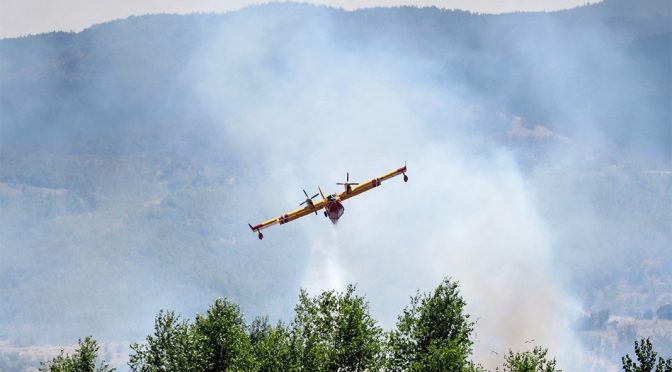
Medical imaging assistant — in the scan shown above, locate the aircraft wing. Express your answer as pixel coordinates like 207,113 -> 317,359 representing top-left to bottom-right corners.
338,164 -> 407,202
249,198 -> 327,234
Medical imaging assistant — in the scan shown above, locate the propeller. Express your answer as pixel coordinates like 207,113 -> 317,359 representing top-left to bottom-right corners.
336,172 -> 359,190
300,189 -> 320,214
300,189 -> 320,206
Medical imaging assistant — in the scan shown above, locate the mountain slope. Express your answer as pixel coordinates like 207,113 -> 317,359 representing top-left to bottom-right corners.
0,0 -> 670,369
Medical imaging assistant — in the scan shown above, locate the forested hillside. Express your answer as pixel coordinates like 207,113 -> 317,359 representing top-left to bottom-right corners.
1,0 -> 670,370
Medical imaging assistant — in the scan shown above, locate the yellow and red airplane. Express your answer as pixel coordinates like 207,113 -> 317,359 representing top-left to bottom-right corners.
248,164 -> 408,239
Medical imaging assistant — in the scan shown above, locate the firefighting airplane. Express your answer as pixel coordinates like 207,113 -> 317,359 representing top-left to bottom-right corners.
248,164 -> 408,239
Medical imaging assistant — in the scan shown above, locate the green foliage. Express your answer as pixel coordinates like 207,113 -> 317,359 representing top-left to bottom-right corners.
291,284 -> 384,371
622,338 -> 672,372
39,336 -> 114,372
387,277 -> 474,371
193,298 -> 255,370
128,310 -> 198,371
499,346 -> 560,372
130,286 -> 384,371
129,298 -> 254,371
249,317 -> 294,371
26,279 -> 672,372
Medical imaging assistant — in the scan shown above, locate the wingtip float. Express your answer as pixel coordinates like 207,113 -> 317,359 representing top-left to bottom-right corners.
248,164 -> 408,240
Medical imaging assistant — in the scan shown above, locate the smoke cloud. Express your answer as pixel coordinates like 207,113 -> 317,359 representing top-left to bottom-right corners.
183,8 -> 589,369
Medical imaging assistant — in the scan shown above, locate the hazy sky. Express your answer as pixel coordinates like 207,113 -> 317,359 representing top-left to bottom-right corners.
0,0 -> 601,39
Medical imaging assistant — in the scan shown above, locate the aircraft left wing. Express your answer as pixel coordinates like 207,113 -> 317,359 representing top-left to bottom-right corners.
249,198 -> 327,239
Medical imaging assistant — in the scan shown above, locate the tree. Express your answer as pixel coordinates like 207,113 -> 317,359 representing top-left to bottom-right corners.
387,277 -> 475,371
499,346 -> 560,372
128,310 -> 199,372
129,298 -> 254,372
290,284 -> 384,371
40,336 -> 114,372
249,317 -> 294,371
129,289 -> 383,372
622,338 -> 672,372
193,298 -> 255,371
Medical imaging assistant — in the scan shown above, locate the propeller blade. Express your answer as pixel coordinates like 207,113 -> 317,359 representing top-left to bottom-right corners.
347,172 -> 349,182
300,201 -> 306,206
303,189 -> 309,198
336,182 -> 346,185
350,183 -> 359,185
311,193 -> 319,199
